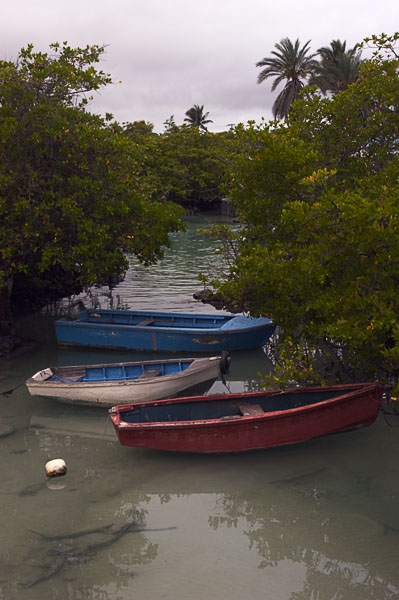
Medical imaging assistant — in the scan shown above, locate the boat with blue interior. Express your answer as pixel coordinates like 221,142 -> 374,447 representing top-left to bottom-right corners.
55,309 -> 274,352
26,355 -> 229,407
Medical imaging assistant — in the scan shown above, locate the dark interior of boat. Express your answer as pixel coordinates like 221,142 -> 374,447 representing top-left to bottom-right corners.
121,389 -> 348,424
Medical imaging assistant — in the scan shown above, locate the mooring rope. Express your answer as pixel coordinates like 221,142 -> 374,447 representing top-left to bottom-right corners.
379,399 -> 399,427
87,412 -> 112,469
0,383 -> 24,397
220,372 -> 232,393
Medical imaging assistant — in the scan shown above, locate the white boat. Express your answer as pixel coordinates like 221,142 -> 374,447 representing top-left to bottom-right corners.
25,355 -> 230,407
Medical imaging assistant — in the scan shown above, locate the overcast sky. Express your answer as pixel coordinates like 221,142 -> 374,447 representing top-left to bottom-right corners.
2,1 -> 398,132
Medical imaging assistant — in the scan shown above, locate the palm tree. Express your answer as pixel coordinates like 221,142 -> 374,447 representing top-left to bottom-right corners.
184,105 -> 213,131
309,40 -> 363,94
256,38 -> 318,120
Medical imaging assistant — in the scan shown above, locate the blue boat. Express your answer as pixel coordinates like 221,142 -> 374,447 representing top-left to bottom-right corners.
55,309 -> 274,352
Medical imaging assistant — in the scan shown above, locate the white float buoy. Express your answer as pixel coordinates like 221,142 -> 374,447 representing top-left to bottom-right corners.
45,458 -> 67,478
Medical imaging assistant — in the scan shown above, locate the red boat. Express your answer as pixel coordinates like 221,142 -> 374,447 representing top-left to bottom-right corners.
109,383 -> 383,453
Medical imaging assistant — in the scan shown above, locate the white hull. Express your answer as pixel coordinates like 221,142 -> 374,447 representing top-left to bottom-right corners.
26,357 -> 222,407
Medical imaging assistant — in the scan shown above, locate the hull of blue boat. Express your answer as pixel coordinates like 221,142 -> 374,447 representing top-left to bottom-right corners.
55,311 -> 274,352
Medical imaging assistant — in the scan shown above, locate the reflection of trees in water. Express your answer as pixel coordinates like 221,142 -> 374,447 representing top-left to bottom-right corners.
5,499 -> 165,600
289,554 -> 399,600
208,488 -> 399,600
2,426 -> 184,599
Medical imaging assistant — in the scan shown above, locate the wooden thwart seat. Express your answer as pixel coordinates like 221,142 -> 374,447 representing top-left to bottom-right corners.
53,369 -> 86,382
238,404 -> 264,416
137,369 -> 162,379
137,319 -> 155,326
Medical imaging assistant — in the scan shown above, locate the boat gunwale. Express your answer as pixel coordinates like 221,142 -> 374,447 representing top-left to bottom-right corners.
56,309 -> 232,327
76,308 -> 231,319
110,383 -> 382,429
55,319 -> 273,334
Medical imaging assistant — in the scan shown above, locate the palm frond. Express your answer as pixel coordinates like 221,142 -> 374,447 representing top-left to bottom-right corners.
312,39 -> 363,94
256,37 -> 317,119
184,104 -> 213,131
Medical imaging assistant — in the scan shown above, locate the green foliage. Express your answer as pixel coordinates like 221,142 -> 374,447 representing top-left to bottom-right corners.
0,43 -> 184,333
122,120 -> 155,142
137,125 -> 236,209
183,105 -> 213,132
118,115 -> 236,210
257,37 -> 365,119
309,39 -> 363,94
205,33 -> 399,391
360,32 -> 399,59
256,38 -> 318,119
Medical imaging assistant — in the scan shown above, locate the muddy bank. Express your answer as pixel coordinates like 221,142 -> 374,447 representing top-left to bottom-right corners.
193,288 -> 243,313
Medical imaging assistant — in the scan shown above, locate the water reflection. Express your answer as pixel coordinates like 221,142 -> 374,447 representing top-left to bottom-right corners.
0,424 -> 165,599
20,508 -> 158,594
94,214 -> 234,314
1,402 -> 398,600
1,215 -> 398,600
209,484 -> 399,600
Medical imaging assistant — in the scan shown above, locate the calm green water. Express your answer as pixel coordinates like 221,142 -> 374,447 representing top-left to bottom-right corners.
0,216 -> 398,600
